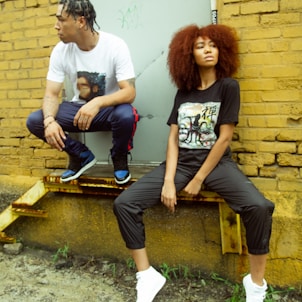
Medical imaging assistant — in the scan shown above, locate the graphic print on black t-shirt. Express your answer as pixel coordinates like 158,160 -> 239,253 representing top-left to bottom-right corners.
77,71 -> 106,102
178,102 -> 221,149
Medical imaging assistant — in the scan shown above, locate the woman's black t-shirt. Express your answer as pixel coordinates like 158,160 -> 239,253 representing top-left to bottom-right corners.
167,78 -> 240,163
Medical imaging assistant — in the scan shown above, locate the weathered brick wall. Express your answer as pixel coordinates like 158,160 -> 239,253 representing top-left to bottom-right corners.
0,0 -> 301,186
219,0 -> 302,196
0,0 -> 66,177
219,1 -> 302,281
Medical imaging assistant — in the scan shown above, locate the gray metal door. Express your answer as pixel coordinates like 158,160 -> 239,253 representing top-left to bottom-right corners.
83,0 -> 212,164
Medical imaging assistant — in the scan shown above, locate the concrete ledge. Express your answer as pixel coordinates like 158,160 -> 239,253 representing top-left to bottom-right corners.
0,171 -> 301,287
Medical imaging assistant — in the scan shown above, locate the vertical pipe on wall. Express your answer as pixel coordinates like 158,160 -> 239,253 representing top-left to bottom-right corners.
211,0 -> 218,24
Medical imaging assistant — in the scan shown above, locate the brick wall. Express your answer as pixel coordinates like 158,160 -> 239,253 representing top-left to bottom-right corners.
0,0 -> 66,177
218,0 -> 302,199
0,0 -> 301,191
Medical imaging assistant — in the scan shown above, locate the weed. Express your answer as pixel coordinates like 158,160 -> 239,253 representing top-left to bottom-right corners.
126,258 -> 136,270
52,243 -> 69,264
159,262 -> 179,280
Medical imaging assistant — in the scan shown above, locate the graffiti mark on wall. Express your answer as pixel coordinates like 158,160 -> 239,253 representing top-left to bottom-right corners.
118,2 -> 142,29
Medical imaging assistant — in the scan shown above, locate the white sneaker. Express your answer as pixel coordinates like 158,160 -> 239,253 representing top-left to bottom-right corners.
136,266 -> 166,302
243,273 -> 267,302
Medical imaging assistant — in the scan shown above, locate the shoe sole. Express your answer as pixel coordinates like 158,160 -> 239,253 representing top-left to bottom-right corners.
60,158 -> 97,182
115,173 -> 131,185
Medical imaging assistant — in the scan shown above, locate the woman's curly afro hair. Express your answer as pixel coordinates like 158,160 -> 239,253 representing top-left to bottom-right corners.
167,24 -> 239,91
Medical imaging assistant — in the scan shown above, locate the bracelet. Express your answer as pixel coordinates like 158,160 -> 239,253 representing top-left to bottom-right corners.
44,114 -> 54,120
44,119 -> 56,129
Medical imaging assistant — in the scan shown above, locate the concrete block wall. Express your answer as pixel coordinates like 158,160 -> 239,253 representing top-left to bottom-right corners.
0,0 -> 301,287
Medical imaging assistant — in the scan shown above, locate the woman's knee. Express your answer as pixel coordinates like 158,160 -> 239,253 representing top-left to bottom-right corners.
244,198 -> 275,222
113,194 -> 128,216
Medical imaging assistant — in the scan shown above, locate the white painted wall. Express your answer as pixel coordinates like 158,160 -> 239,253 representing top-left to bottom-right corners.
84,0 -> 212,164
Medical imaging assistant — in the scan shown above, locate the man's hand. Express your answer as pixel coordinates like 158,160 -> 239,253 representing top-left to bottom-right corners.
44,120 -> 66,151
73,100 -> 100,130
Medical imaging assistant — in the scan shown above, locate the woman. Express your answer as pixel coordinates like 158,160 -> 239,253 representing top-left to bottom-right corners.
114,24 -> 274,302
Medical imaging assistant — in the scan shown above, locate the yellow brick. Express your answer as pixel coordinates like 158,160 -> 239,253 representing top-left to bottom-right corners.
0,42 -> 13,51
282,26 -> 302,38
240,103 -> 280,115
281,0 -> 302,10
262,90 -> 300,102
0,138 -> 20,146
238,165 -> 258,176
25,28 -> 49,38
261,13 -> 300,26
237,128 -> 279,141
250,177 -> 278,191
18,79 -> 42,89
222,3 -> 240,18
241,53 -> 282,65
20,98 -> 42,108
277,154 -> 302,167
237,66 -> 261,78
260,166 -> 299,179
258,142 -> 296,153
221,15 -> 259,28
5,50 -> 28,60
239,79 -> 276,91
278,179 -> 302,191
278,130 -> 302,141
248,40 -> 270,52
298,143 -> 302,155
0,61 -> 9,70
26,0 -> 39,8
242,28 -> 281,40
247,116 -> 291,128
261,66 -> 302,78
231,141 -> 257,153
270,40 -> 289,52
291,39 -> 302,51
241,0 -> 279,15
14,39 -> 38,50
238,153 -> 275,166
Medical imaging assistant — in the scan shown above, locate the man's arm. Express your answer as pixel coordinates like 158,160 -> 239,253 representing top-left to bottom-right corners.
74,78 -> 136,131
42,80 -> 63,125
43,80 -> 66,151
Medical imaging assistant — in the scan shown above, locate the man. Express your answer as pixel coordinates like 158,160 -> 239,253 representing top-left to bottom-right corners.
27,0 -> 139,184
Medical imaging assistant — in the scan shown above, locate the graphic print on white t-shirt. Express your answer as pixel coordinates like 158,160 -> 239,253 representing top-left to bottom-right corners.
178,102 -> 221,149
77,71 -> 106,102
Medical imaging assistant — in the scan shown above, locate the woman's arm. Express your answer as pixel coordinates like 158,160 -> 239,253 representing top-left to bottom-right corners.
161,124 -> 179,213
184,123 -> 235,195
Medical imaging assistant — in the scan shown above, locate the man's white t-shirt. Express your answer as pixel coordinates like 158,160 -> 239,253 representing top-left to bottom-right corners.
47,31 -> 135,103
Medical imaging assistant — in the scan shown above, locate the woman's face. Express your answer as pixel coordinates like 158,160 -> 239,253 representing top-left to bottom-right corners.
193,36 -> 219,68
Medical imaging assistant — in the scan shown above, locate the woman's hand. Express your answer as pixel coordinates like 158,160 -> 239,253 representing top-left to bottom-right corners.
183,177 -> 203,196
161,180 -> 177,213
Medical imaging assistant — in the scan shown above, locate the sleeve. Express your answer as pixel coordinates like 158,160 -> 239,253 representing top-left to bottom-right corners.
218,79 -> 240,126
167,90 -> 181,125
113,38 -> 135,82
46,43 -> 65,83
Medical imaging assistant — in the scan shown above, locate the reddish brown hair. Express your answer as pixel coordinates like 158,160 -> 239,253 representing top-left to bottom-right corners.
167,24 -> 239,91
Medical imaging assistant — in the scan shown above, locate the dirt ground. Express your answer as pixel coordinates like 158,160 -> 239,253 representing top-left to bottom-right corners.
0,245 -> 301,302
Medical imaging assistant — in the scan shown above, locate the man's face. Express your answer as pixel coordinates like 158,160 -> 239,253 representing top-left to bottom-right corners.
54,4 -> 80,43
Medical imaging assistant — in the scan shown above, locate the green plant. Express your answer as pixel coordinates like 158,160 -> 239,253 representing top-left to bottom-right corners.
52,244 -> 70,264
126,257 -> 136,270
108,263 -> 117,277
211,273 -> 297,302
265,285 -> 295,302
159,263 -> 179,280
